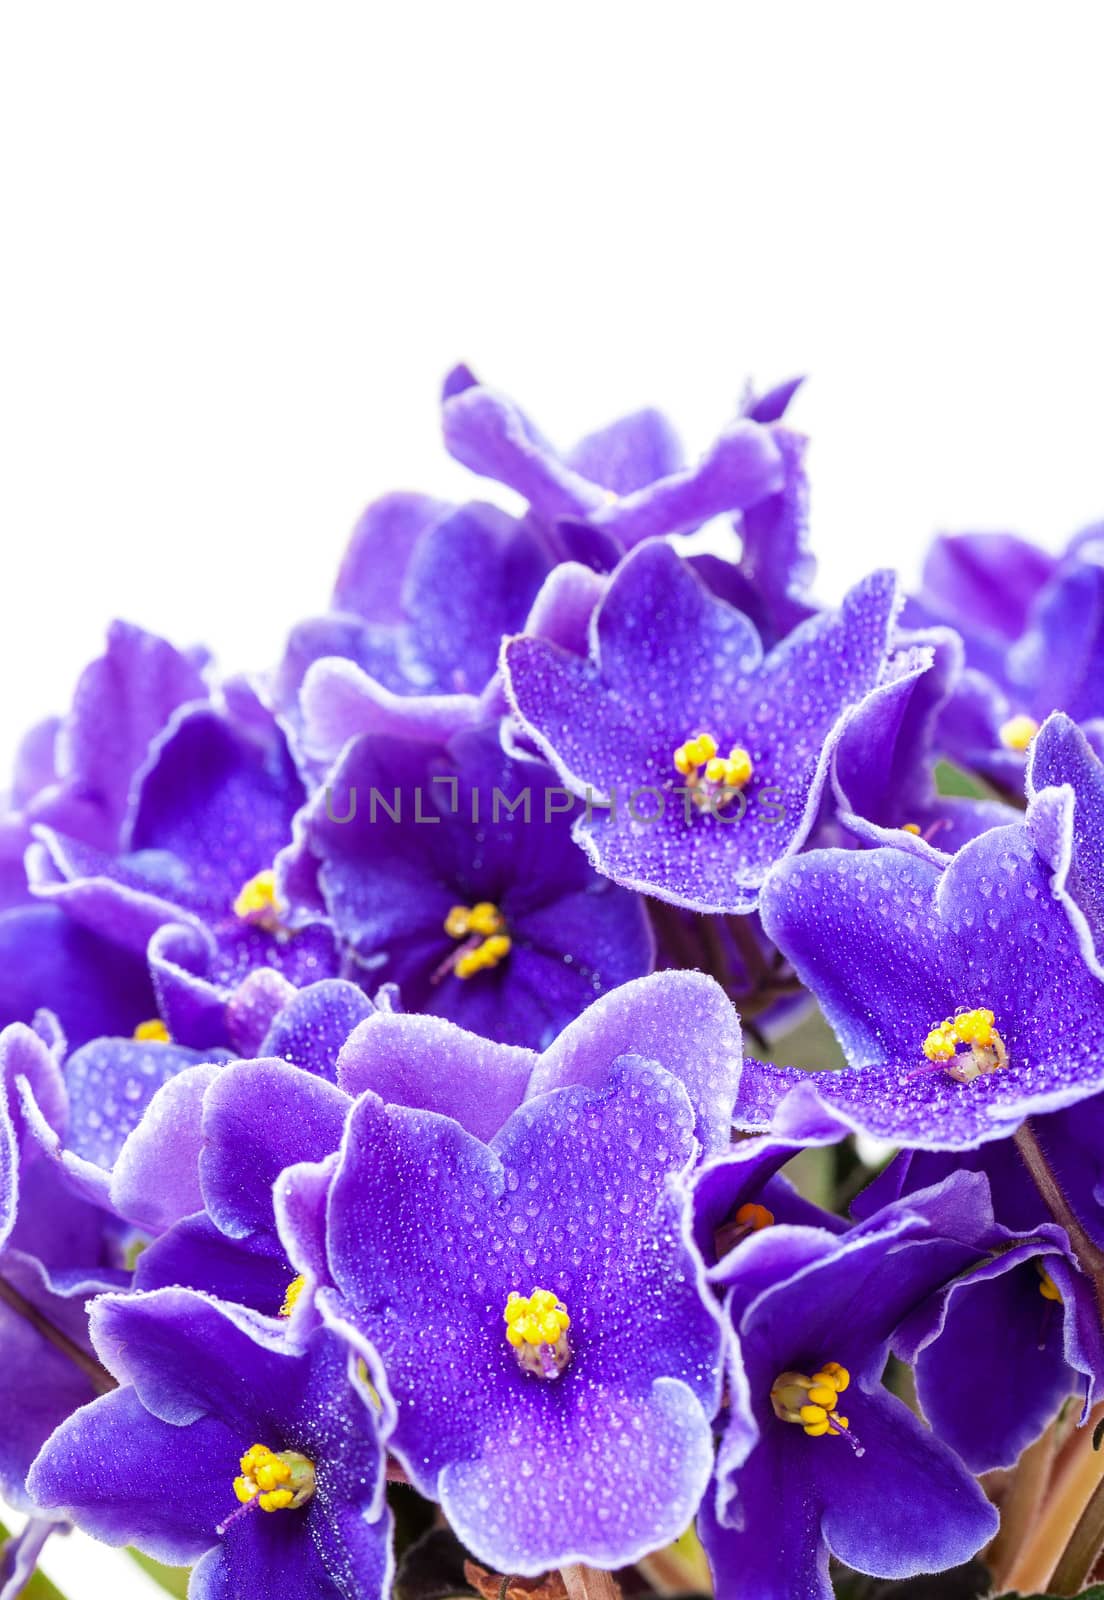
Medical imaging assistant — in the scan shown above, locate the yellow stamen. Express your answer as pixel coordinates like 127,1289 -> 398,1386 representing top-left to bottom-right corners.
722,748 -> 753,790
902,823 -> 922,836
1037,1262 -> 1063,1303
999,714 -> 1040,753
279,1274 -> 306,1318
454,932 -> 512,980
504,1287 -> 572,1379
231,1443 -> 315,1515
233,869 -> 280,926
921,1007 -> 1007,1082
771,1362 -> 860,1449
443,902 -> 511,981
673,732 -> 754,802
734,1202 -> 775,1232
133,1019 -> 170,1044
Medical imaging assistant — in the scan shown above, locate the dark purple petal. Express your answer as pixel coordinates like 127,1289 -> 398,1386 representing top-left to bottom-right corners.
699,1459 -> 830,1600
110,1064 -> 220,1232
505,548 -> 897,911
296,1059 -> 720,1570
586,420 -> 784,550
129,706 -> 304,911
27,1385 -> 236,1563
135,1211 -> 291,1318
734,428 -> 815,641
331,492 -> 449,622
336,1012 -> 533,1142
1010,550 -> 1104,725
911,1259 -> 1078,1472
919,532 -> 1056,648
566,408 -> 683,496
1029,712 -> 1104,978
29,623 -> 207,854
0,904 -> 155,1049
199,1060 -> 349,1241
0,1252 -> 101,1509
811,1384 -> 997,1579
443,384 -> 604,524
65,1035 -> 219,1175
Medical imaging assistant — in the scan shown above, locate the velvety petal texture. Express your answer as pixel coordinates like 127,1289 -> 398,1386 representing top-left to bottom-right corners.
752,821 -> 1104,1147
280,725 -> 654,1048
281,1059 -> 722,1574
28,1290 -> 392,1599
504,544 -> 898,911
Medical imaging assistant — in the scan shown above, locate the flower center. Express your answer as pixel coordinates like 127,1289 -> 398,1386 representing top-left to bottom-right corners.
133,1018 -> 170,1043
715,1201 -> 775,1259
673,731 -> 753,811
999,714 -> 1040,752
222,1443 -> 316,1529
1036,1261 -> 1063,1303
233,869 -> 281,930
922,1007 -> 1008,1083
504,1287 -> 572,1380
441,902 -> 511,980
770,1361 -> 864,1455
279,1274 -> 306,1318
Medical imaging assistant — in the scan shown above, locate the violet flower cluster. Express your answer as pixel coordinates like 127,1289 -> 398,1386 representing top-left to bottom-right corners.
4,367 -> 1104,1600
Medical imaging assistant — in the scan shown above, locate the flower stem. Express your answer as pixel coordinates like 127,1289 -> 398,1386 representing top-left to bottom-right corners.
560,1566 -> 621,1600
1014,1122 -> 1104,1324
1006,1402 -> 1104,1592
986,1417 -> 1057,1589
1048,1465 -> 1104,1595
0,1271 -> 116,1395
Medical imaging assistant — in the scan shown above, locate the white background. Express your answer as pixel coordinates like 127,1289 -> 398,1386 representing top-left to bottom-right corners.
1,4 -> 1103,1594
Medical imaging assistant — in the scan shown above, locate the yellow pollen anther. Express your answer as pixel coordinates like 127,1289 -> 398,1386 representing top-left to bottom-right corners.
673,733 -> 753,801
714,1200 -> 776,1260
1037,1262 -> 1063,1303
722,747 -> 754,789
504,1287 -> 572,1380
735,1202 -> 775,1232
771,1362 -> 861,1451
133,1019 -> 170,1044
454,933 -> 512,980
999,714 -> 1040,753
902,822 -> 922,836
229,1444 -> 316,1520
922,1007 -> 1007,1082
443,903 -> 511,981
233,870 -> 280,926
279,1274 -> 306,1318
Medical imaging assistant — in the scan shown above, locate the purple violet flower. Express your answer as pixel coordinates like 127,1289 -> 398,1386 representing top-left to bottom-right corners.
698,1175 -> 999,1599
1027,710 -> 1104,979
278,1058 -> 723,1575
274,498 -> 551,758
741,813 -> 1104,1152
503,543 -> 899,911
441,366 -> 787,571
853,1142 -> 1104,1472
911,531 -> 1104,788
1,1022 -> 127,1508
279,724 -> 654,1048
28,698 -> 339,1050
832,626 -> 1017,857
27,1289 -> 393,1599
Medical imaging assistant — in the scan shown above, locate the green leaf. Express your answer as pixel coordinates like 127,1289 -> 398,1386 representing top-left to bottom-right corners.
0,1518 -> 70,1600
933,759 -> 994,800
128,1548 -> 191,1596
